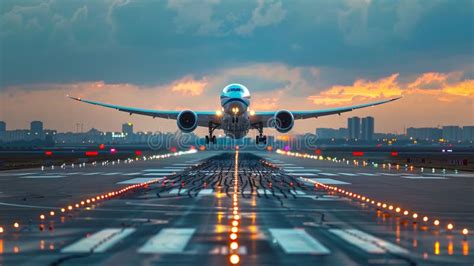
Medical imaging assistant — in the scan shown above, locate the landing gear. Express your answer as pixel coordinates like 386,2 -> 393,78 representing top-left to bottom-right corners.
255,123 -> 267,145
206,122 -> 219,144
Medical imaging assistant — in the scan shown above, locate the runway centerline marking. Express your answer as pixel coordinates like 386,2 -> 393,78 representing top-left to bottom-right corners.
269,228 -> 330,254
137,228 -> 195,254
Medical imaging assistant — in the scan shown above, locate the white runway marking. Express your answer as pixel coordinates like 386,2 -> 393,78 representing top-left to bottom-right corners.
338,173 -> 357,176
329,229 -> 408,254
64,172 -> 83,175
102,172 -> 122,176
20,175 -> 66,179
137,228 -> 195,254
83,172 -> 103,176
198,189 -> 214,195
117,178 -> 163,184
169,189 -> 188,194
285,169 -> 321,172
283,166 -> 305,169
314,178 -> 351,185
123,172 -> 141,176
275,163 -> 295,166
269,228 -> 330,254
401,175 -> 448,180
62,228 -> 135,253
143,169 -> 182,172
319,173 -> 338,176
358,173 -> 376,176
287,173 -> 318,176
380,173 -> 400,176
12,173 -> 36,176
143,173 -> 174,176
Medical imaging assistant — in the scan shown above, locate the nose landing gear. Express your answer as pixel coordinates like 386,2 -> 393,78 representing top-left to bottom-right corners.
255,122 -> 267,145
206,122 -> 219,144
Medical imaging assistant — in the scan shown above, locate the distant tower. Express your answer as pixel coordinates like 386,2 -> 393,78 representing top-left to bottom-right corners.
361,117 -> 374,141
122,122 -> 134,136
30,121 -> 44,136
348,117 -> 361,140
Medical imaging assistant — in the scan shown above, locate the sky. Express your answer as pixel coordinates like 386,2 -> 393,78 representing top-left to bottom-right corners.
0,0 -> 473,136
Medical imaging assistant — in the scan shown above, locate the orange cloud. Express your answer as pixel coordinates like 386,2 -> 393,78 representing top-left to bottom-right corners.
170,76 -> 207,96
308,72 -> 473,106
308,74 -> 403,105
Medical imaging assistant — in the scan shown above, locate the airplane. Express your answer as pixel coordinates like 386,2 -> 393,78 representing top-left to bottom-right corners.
69,83 -> 400,144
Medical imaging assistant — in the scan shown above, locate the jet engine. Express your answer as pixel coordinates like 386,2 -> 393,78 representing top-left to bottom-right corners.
273,110 -> 294,133
177,110 -> 198,133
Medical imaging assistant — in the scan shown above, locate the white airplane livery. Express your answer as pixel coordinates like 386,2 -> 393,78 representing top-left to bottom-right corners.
70,83 -> 400,144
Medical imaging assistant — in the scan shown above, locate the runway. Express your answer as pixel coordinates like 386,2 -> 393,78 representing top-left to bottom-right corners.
0,150 -> 472,265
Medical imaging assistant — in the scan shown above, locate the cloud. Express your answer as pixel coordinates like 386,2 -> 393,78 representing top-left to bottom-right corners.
235,0 -> 286,35
170,76 -> 208,96
308,71 -> 474,105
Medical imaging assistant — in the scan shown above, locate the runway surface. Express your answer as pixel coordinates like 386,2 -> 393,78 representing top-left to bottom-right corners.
0,150 -> 473,265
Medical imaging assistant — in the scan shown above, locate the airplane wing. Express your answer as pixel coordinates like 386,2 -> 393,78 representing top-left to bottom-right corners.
68,96 -> 219,127
251,97 -> 401,126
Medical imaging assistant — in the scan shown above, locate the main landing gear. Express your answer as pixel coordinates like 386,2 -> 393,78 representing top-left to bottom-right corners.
255,123 -> 267,145
206,122 -> 218,144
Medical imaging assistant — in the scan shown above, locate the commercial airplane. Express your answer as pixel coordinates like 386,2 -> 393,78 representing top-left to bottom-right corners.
69,83 -> 400,144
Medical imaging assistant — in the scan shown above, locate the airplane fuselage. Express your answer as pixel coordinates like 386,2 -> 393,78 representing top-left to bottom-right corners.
219,84 -> 252,139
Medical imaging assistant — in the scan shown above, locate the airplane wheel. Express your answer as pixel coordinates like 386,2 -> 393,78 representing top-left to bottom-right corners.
205,136 -> 210,144
263,136 -> 267,145
256,136 -> 259,145
212,136 -> 217,144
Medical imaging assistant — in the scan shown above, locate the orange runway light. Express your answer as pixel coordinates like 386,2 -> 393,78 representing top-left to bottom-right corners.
230,233 -> 238,240
230,241 -> 239,250
67,205 -> 73,210
395,207 -> 401,213
13,222 -> 19,228
50,211 -> 55,216
462,228 -> 469,235
412,213 -> 418,219
403,210 -> 409,216
61,208 -> 65,213
232,220 -> 239,227
231,227 -> 238,233
434,220 -> 440,226
447,223 -> 454,230
423,216 -> 429,222
229,254 -> 240,264
40,214 -> 45,220
0,226 -> 4,233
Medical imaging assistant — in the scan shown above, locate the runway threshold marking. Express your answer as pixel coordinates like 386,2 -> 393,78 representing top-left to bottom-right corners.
198,189 -> 214,195
137,228 -> 195,254
269,228 -> 330,254
329,229 -> 408,254
123,172 -> 141,176
61,228 -> 136,253
117,177 -> 163,184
